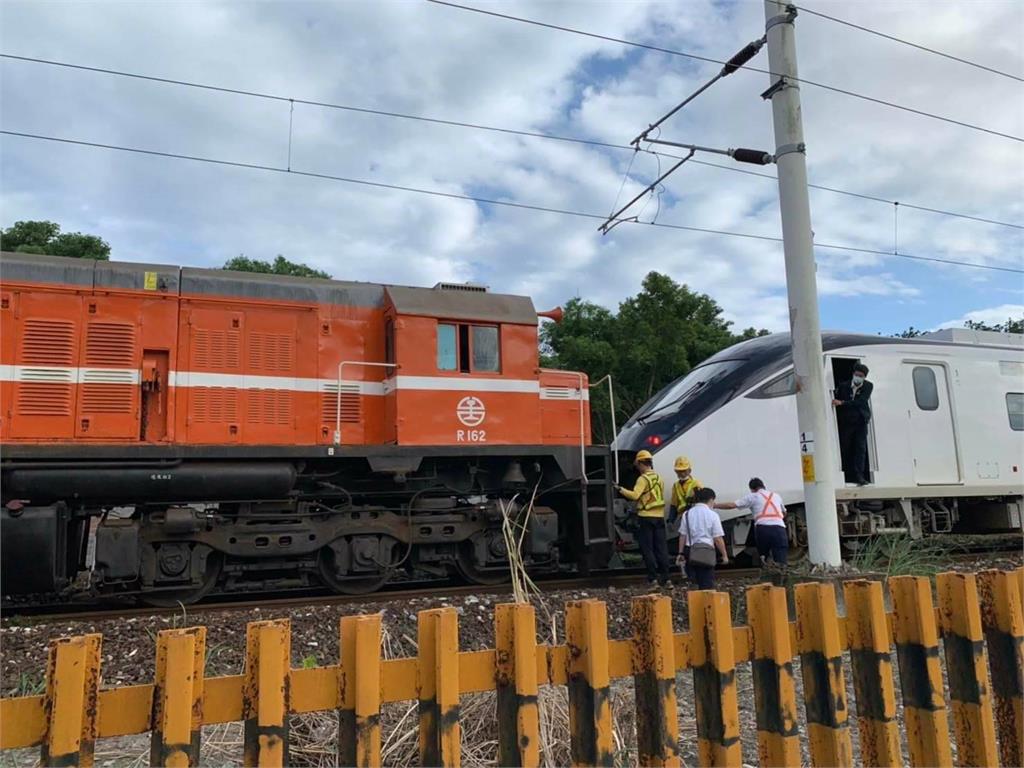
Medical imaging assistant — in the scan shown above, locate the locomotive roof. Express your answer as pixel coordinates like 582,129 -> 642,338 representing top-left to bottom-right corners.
0,251 -> 538,323
385,285 -> 536,324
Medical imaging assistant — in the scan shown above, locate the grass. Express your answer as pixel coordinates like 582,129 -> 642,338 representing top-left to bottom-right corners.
851,534 -> 944,577
12,671 -> 45,697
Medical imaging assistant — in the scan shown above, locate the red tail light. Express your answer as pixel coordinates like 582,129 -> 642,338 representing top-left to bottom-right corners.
646,435 -> 662,446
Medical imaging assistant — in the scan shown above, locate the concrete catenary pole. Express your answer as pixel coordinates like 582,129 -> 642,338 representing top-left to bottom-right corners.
763,0 -> 842,565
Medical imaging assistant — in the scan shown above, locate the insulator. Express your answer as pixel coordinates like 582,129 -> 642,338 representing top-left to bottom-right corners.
731,148 -> 773,165
722,40 -> 764,75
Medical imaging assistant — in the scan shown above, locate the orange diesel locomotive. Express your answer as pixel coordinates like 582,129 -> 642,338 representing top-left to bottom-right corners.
0,252 -> 615,604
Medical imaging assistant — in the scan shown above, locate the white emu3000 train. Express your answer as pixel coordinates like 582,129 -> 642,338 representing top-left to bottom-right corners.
614,328 -> 1024,555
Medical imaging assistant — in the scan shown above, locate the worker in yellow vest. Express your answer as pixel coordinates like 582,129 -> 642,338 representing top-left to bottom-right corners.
614,449 -> 670,587
667,455 -> 702,524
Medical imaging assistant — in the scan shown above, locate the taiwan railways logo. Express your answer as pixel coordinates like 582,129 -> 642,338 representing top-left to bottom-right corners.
456,396 -> 486,427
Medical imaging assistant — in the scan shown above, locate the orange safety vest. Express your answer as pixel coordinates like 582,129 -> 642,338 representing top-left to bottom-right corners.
755,491 -> 784,522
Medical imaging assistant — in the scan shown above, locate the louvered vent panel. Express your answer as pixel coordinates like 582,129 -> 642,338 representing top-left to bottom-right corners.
542,386 -> 575,400
85,322 -> 135,366
17,319 -> 76,415
248,389 -> 293,425
81,369 -> 135,414
321,384 -> 361,424
191,388 -> 239,423
192,329 -> 241,370
17,382 -> 73,415
22,319 -> 75,364
249,332 -> 294,372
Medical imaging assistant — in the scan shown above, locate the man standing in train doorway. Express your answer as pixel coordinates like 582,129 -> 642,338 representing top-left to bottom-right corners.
614,450 -> 671,588
833,362 -> 873,485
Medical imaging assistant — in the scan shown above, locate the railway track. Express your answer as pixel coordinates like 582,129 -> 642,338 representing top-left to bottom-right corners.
5,535 -> 1019,622
5,567 -> 756,622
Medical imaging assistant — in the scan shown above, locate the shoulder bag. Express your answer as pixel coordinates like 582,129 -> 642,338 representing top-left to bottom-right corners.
686,509 -> 717,567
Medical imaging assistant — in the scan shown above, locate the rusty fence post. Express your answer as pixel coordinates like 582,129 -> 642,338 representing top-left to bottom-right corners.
339,613 -> 383,768
978,569 -> 1024,767
151,627 -> 206,768
889,576 -> 952,767
565,599 -> 613,768
631,595 -> 680,767
418,607 -> 461,768
745,584 -> 799,767
242,619 -> 291,768
844,579 -> 901,767
794,582 -> 852,768
495,603 -> 541,768
40,633 -> 101,768
936,572 -> 999,766
688,590 -> 741,768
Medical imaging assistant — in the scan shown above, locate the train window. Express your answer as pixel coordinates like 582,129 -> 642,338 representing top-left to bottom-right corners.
437,322 -> 501,373
437,324 -> 457,371
912,366 -> 939,410
1007,393 -> 1024,431
635,359 -> 745,421
472,326 -> 499,372
747,369 -> 796,399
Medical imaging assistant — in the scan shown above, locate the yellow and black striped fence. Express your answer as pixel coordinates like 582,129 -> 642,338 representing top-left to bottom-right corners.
1,569 -> 1021,767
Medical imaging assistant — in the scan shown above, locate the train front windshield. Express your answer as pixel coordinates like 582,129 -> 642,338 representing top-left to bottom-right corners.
632,359 -> 746,424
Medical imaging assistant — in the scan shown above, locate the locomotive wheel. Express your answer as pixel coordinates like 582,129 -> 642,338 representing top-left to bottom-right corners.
317,549 -> 390,595
140,553 -> 223,608
454,546 -> 510,586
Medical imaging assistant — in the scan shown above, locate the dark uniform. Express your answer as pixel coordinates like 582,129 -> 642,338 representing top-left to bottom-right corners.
835,376 -> 873,484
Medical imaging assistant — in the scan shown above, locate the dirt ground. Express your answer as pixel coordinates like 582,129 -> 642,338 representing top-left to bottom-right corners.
1,550 -> 1021,767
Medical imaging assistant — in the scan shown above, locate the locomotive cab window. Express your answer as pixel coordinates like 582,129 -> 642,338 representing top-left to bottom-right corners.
1007,393 -> 1024,431
436,322 -> 500,373
472,325 -> 499,372
438,323 -> 458,371
747,368 -> 796,399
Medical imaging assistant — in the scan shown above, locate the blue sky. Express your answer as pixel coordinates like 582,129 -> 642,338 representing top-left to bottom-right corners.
1,0 -> 1021,335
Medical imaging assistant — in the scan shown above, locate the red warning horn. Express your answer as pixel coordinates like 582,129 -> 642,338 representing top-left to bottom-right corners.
537,306 -> 564,323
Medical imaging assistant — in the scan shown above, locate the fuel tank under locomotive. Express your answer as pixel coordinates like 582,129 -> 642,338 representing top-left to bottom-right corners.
3,462 -> 298,504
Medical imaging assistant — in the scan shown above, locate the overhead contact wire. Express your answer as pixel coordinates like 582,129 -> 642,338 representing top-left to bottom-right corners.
2,129 -> 1020,275
426,0 -> 1024,143
1,52 -> 1020,230
796,4 -> 1024,83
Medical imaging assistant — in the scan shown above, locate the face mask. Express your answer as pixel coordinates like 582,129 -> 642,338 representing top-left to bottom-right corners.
852,375 -> 865,385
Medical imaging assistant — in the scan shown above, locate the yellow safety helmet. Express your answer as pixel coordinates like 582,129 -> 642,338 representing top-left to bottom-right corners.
635,449 -> 654,462
674,456 -> 692,471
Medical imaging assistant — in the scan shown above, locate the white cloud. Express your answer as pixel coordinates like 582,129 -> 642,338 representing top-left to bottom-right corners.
935,304 -> 1024,330
1,0 -> 1021,335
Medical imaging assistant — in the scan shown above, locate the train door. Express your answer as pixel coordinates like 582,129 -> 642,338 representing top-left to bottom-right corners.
904,362 -> 961,484
8,291 -> 83,439
75,298 -> 141,439
827,356 -> 877,483
183,306 -> 243,443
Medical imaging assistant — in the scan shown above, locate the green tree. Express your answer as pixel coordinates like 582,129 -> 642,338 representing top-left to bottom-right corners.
894,317 -> 1023,337
894,327 -> 925,338
223,254 -> 330,279
0,220 -> 110,260
965,317 -> 1023,334
541,272 -> 768,443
